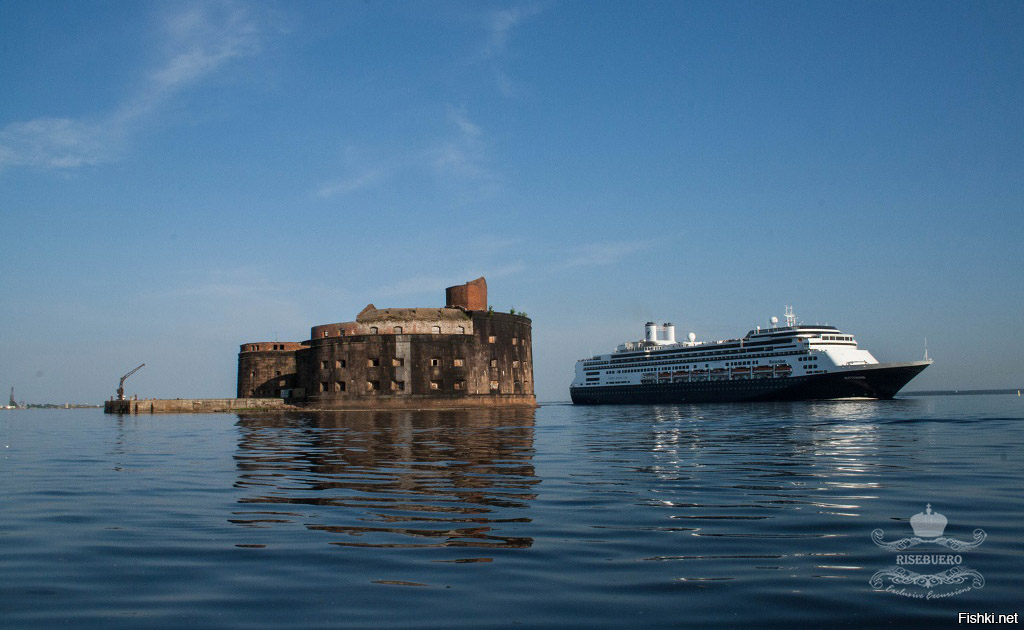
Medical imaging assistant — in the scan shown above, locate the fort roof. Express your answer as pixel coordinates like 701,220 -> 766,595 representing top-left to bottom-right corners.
355,305 -> 471,323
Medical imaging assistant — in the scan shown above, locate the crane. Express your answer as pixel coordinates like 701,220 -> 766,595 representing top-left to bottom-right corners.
117,364 -> 145,401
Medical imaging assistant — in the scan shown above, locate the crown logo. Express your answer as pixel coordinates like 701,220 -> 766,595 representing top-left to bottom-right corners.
910,504 -> 947,538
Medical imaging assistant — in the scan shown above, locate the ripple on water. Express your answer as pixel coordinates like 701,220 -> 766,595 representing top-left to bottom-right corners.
1,399 -> 1021,628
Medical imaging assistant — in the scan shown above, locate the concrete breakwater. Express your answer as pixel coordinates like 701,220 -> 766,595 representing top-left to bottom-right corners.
104,395 -> 538,414
104,398 -> 292,414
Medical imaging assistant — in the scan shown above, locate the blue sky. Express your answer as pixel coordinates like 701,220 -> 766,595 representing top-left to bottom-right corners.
2,0 -> 1022,403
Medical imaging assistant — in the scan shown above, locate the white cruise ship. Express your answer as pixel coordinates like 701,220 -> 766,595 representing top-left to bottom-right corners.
570,307 -> 931,404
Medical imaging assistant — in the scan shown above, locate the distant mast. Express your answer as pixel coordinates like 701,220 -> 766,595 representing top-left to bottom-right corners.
8,386 -> 15,408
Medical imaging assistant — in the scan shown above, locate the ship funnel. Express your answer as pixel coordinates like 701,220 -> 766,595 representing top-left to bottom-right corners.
645,322 -> 657,343
663,322 -> 676,344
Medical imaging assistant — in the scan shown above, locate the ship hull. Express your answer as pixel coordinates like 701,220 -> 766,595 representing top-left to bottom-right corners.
569,361 -> 930,405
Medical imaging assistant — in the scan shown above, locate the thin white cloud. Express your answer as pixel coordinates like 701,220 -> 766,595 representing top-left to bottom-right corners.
494,70 -> 519,98
315,168 -> 389,199
0,2 -> 268,171
478,5 -> 542,97
483,6 -> 541,58
432,143 -> 485,178
155,266 -> 290,300
467,235 -> 525,252
152,4 -> 262,92
315,106 -> 497,200
0,117 -> 117,169
374,263 -> 527,300
562,239 -> 659,269
448,106 -> 481,138
431,106 -> 493,181
375,275 -> 456,299
483,261 -> 528,279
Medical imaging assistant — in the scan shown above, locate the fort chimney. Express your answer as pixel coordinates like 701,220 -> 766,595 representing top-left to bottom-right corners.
445,276 -> 488,311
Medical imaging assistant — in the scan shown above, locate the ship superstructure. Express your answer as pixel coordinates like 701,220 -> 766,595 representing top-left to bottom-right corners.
570,307 -> 931,404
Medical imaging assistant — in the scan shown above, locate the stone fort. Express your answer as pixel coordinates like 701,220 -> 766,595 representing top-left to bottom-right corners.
237,277 -> 535,408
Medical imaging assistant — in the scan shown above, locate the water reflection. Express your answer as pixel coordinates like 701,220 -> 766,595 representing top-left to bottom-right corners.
639,401 -> 904,478
571,400 -> 936,565
232,408 -> 537,551
554,400 -> 960,589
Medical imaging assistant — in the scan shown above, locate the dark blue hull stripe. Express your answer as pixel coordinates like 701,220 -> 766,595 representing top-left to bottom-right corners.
569,363 -> 930,405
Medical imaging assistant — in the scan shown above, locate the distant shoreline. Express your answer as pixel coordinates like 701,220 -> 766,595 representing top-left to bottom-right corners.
2,404 -> 103,409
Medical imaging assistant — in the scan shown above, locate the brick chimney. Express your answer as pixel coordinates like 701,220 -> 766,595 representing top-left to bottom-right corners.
445,277 -> 487,311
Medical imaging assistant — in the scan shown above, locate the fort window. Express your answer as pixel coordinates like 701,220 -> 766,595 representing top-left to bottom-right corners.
430,380 -> 441,390
430,358 -> 440,367
320,382 -> 329,392
458,326 -> 466,334
368,358 -> 380,367
512,338 -> 518,346
370,326 -> 378,335
453,358 -> 464,367
391,380 -> 405,391
335,381 -> 345,392
490,359 -> 498,367
392,358 -> 404,367
394,326 -> 403,334
336,359 -> 346,368
514,381 -> 522,393
275,371 -> 281,376
453,380 -> 466,390
367,380 -> 380,391
279,380 -> 285,387
323,331 -> 329,338
321,361 -> 329,369
488,335 -> 496,343
512,360 -> 520,368
432,326 -> 441,334
250,371 -> 255,378
490,380 -> 500,392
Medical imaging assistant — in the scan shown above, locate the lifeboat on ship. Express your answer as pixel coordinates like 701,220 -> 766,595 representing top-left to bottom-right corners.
731,367 -> 751,379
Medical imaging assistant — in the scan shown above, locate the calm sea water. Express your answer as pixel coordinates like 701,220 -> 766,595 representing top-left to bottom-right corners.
1,396 -> 1021,629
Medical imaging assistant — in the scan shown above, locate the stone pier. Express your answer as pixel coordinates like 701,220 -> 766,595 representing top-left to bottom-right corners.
104,398 -> 293,414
